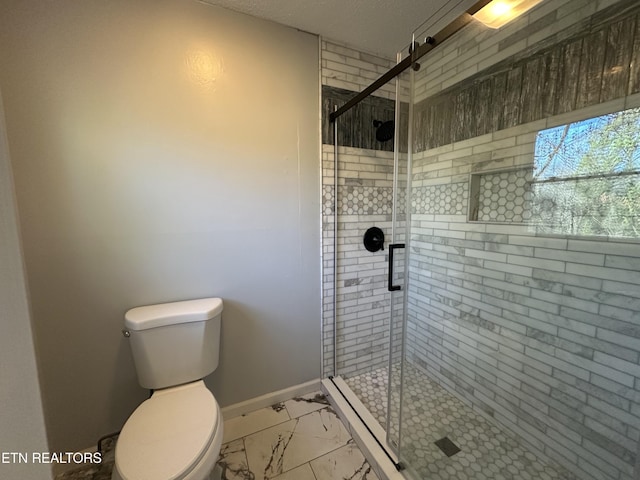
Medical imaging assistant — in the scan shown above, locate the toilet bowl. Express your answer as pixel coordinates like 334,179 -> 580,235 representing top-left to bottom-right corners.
112,381 -> 223,480
112,298 -> 224,480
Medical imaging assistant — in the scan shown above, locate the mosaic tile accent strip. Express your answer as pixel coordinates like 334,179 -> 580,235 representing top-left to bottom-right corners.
322,185 -> 334,216
477,169 -> 532,222
344,364 -> 578,480
337,185 -> 393,215
412,182 -> 469,216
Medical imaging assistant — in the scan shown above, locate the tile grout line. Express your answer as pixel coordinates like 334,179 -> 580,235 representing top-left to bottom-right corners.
230,400 -> 374,480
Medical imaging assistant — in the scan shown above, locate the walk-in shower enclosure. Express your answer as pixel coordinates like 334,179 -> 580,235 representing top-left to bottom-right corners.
322,0 -> 640,479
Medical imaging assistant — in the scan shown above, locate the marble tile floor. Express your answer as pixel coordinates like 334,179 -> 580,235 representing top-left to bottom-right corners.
54,391 -> 378,480
344,364 -> 578,480
55,437 -> 115,480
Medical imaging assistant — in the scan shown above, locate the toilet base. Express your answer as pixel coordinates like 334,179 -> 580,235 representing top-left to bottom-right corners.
209,464 -> 222,480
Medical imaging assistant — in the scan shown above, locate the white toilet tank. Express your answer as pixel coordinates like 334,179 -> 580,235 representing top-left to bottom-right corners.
124,297 -> 223,390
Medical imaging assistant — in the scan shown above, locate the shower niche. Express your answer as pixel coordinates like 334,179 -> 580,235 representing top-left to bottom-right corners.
468,167 -> 533,224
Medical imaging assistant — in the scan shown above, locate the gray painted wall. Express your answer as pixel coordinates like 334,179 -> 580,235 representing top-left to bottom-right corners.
0,0 -> 320,452
0,90 -> 52,479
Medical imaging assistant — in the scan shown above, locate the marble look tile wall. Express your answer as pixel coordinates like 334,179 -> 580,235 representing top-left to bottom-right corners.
406,6 -> 640,476
405,93 -> 640,480
321,146 -> 395,378
322,6 -> 640,480
346,365 -> 578,480
320,40 -> 402,379
321,40 -> 395,100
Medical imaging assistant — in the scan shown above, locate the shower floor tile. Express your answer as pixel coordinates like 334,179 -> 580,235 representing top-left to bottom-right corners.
343,364 -> 579,480
344,367 -> 389,428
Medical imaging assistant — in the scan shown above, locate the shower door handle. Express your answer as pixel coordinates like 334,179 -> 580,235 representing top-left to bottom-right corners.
388,243 -> 405,291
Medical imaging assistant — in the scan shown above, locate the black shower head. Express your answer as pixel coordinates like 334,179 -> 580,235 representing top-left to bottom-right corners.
373,120 -> 394,143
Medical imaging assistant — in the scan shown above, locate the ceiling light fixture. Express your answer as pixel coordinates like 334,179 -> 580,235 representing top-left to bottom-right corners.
473,0 -> 544,29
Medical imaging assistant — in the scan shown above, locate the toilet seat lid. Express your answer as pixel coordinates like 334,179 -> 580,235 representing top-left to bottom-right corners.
116,381 -> 218,480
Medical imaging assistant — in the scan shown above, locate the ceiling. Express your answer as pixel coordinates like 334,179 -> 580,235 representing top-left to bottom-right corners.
199,0 -> 478,59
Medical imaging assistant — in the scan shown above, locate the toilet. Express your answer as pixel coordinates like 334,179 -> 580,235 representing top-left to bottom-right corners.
112,297 -> 224,480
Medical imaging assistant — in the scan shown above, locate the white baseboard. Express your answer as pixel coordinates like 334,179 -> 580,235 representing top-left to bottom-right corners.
221,378 -> 321,420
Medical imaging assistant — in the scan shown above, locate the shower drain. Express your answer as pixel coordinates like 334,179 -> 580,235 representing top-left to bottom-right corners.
434,436 -> 461,457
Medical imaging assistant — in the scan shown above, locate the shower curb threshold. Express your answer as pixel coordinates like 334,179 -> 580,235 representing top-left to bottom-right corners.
322,377 -> 405,480
331,376 -> 391,451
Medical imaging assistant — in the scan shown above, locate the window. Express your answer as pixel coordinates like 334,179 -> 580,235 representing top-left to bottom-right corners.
530,107 -> 640,238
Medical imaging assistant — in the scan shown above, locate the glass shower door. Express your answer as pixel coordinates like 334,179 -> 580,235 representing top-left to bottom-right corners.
328,51 -> 412,458
397,1 -> 640,479
385,64 -> 411,453
330,73 -> 402,439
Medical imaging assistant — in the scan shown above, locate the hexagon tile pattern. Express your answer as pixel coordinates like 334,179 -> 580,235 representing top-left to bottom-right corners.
322,185 -> 334,216
478,169 -> 533,223
412,182 -> 469,215
324,183 -> 468,217
344,368 -> 389,429
343,364 -> 578,480
337,185 -> 394,215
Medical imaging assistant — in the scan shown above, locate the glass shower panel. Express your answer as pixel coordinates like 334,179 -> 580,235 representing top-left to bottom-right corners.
330,64 -> 406,437
386,65 -> 412,451
398,1 -> 640,479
